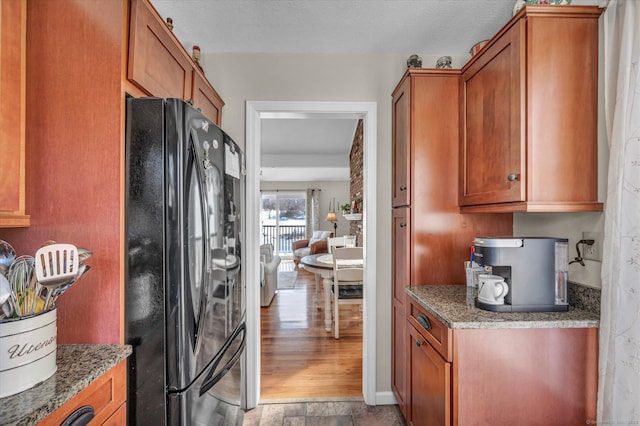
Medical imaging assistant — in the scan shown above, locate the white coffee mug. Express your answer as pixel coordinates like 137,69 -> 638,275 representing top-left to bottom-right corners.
478,274 -> 509,304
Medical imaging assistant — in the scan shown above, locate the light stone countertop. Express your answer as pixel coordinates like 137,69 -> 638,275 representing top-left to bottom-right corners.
406,285 -> 600,330
0,344 -> 132,426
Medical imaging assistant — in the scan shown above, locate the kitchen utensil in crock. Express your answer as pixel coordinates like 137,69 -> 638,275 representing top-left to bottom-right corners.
0,275 -> 13,320
7,255 -> 40,316
35,244 -> 79,286
78,248 -> 93,262
0,240 -> 16,275
0,301 -> 14,320
45,263 -> 90,311
0,274 -> 11,306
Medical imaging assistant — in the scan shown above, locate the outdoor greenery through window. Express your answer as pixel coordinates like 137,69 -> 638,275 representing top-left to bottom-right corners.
261,192 -> 306,257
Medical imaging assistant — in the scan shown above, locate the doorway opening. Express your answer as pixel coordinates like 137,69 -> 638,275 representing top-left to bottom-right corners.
245,101 -> 377,408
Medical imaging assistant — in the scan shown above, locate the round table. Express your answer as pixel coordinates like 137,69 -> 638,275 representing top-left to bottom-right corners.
300,253 -> 363,332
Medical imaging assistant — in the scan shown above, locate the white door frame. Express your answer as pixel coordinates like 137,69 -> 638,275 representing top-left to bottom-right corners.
245,100 -> 377,408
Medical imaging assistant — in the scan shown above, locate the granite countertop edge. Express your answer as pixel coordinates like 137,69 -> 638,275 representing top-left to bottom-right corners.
0,344 -> 132,426
406,285 -> 600,330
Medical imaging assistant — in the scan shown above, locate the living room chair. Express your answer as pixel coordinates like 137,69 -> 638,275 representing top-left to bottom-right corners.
331,247 -> 364,339
292,230 -> 332,266
260,243 -> 281,307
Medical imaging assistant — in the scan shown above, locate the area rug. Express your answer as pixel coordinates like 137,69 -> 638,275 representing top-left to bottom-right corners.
277,270 -> 298,289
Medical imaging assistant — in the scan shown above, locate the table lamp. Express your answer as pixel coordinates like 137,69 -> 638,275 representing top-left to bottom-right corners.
326,199 -> 338,235
325,211 -> 337,235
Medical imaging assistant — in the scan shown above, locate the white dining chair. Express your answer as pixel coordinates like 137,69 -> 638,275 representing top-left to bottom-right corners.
331,247 -> 364,339
210,267 -> 232,335
327,236 -> 345,253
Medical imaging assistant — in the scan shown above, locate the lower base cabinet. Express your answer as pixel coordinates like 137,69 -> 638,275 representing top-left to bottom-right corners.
39,360 -> 127,425
408,323 -> 451,426
405,298 -> 598,426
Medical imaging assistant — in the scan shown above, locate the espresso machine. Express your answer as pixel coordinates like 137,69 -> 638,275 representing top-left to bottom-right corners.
472,237 -> 570,312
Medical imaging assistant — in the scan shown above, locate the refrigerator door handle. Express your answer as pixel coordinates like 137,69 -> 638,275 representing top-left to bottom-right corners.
193,135 -> 213,359
199,322 -> 246,396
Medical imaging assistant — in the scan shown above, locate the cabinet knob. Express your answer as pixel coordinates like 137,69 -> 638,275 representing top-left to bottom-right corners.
400,185 -> 407,191
507,173 -> 518,182
416,340 -> 424,347
399,223 -> 407,228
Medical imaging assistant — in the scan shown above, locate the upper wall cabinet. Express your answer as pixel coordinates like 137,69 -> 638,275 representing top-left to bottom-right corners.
392,77 -> 410,208
192,69 -> 224,126
128,0 -> 192,100
0,0 -> 29,227
459,6 -> 604,213
128,0 -> 224,125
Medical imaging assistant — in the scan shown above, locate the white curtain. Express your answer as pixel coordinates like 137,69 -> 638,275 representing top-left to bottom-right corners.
305,188 -> 321,239
598,0 -> 640,422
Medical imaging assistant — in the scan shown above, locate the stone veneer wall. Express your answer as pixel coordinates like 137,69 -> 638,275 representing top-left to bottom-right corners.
349,119 -> 364,246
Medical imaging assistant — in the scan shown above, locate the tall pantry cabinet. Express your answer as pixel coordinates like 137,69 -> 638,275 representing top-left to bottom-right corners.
391,69 -> 512,422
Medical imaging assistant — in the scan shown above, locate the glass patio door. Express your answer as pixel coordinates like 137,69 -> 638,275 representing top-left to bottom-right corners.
260,192 -> 306,257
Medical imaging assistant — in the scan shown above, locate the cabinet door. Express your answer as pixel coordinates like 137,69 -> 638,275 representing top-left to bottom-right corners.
409,324 -> 451,426
392,302 -> 408,419
128,0 -> 193,99
460,20 -> 524,206
392,207 -> 410,304
0,0 -> 29,227
192,70 -> 224,126
392,77 -> 410,207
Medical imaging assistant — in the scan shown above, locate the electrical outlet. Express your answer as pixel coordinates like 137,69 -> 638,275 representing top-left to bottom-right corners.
582,231 -> 602,262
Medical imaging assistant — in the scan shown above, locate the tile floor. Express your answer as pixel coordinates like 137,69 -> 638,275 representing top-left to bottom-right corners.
242,399 -> 406,425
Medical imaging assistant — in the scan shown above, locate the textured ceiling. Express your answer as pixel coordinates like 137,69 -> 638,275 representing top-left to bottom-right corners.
151,0 -> 514,55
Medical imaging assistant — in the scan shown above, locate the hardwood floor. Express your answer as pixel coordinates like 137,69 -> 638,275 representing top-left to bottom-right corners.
260,261 -> 363,401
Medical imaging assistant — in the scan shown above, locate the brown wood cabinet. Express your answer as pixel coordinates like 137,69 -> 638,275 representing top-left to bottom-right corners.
392,77 -> 410,208
128,0 -> 193,100
459,6 -> 603,213
408,323 -> 451,426
390,69 -> 512,420
407,300 -> 452,426
192,68 -> 224,125
392,207 -> 410,414
128,0 -> 224,124
407,297 -> 598,426
39,360 -> 127,425
392,299 -> 408,415
0,0 -> 29,227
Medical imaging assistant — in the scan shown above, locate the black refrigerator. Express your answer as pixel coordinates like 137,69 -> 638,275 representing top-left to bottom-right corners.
124,98 -> 245,426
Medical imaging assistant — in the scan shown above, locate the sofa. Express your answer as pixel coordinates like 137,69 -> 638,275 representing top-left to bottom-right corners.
260,243 -> 281,307
292,230 -> 332,266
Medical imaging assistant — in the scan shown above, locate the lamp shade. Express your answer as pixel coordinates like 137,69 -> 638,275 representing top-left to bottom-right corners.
325,212 -> 337,222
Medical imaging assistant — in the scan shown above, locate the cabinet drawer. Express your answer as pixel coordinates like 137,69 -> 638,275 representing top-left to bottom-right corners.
39,360 -> 127,425
408,299 -> 452,362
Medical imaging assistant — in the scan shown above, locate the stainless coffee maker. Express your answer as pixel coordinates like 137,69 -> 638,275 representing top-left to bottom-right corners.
473,237 -> 569,312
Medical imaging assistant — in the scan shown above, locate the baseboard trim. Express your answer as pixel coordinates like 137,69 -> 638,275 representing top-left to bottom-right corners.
375,391 -> 398,406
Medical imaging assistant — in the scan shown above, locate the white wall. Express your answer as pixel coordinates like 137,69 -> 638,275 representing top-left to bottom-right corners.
260,181 -> 351,237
